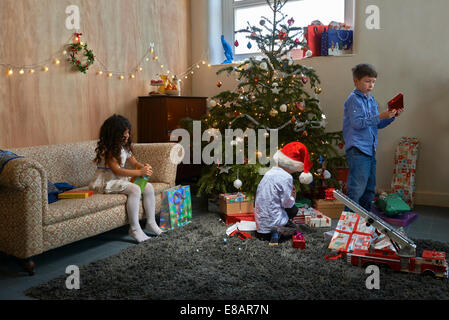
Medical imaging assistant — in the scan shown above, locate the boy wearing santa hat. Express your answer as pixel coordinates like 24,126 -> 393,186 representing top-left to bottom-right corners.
254,142 -> 313,245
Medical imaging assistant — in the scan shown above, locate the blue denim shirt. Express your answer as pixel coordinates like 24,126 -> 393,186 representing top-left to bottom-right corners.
343,89 -> 395,156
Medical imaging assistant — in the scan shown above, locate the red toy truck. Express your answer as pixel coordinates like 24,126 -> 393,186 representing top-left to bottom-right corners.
347,248 -> 448,278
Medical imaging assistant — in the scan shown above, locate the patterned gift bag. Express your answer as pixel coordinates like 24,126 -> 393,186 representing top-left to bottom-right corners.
160,185 -> 193,231
391,137 -> 419,208
321,29 -> 353,56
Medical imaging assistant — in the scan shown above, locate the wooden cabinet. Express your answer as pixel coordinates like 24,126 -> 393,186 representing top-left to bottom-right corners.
137,95 -> 207,143
137,95 -> 208,182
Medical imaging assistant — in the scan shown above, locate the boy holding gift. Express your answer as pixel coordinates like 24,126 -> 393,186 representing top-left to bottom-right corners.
343,63 -> 404,212
254,142 -> 313,245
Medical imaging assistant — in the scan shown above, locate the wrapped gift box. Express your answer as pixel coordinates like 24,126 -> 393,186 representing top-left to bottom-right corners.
292,232 -> 306,250
313,199 -> 345,219
305,211 -> 331,228
328,211 -> 376,253
221,212 -> 255,225
219,193 -> 254,216
292,207 -> 314,225
371,206 -> 418,227
391,137 -> 419,208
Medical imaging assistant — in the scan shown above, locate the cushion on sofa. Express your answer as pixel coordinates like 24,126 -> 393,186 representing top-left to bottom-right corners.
44,182 -> 170,225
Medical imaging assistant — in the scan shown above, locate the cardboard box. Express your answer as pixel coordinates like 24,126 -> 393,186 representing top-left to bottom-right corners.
219,193 -> 254,215
313,199 -> 345,219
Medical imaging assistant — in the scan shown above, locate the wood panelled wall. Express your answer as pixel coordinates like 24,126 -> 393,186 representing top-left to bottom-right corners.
0,0 -> 191,148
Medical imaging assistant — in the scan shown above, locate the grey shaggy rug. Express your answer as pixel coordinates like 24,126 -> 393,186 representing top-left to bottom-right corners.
25,213 -> 449,300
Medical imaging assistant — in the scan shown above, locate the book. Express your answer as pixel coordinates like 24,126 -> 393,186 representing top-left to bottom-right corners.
388,93 -> 404,110
58,190 -> 94,199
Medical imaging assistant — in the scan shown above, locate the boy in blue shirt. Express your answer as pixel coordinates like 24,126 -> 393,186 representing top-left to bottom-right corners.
343,63 -> 404,211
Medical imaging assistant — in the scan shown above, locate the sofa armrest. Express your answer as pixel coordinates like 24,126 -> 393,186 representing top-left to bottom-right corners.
132,143 -> 179,187
0,158 -> 47,258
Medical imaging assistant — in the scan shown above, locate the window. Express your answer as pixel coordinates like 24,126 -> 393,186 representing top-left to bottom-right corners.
222,0 -> 354,61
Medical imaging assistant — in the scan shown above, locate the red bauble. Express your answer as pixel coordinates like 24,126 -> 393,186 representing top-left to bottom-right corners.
278,32 -> 287,40
301,77 -> 308,84
234,40 -> 239,47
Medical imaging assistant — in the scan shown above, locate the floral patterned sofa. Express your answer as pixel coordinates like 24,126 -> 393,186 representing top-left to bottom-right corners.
0,141 -> 178,274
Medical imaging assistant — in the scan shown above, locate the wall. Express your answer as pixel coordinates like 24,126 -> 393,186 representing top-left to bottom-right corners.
191,0 -> 449,207
0,0 -> 191,148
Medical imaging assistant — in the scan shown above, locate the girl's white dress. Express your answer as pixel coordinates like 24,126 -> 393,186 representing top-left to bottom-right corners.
89,148 -> 132,194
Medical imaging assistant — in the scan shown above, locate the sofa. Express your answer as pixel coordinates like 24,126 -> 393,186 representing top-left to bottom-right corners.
0,141 -> 178,274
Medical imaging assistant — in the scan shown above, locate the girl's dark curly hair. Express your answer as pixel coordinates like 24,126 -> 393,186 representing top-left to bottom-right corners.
94,114 -> 134,165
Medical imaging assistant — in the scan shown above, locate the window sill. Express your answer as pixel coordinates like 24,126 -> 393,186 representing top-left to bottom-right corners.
209,53 -> 357,67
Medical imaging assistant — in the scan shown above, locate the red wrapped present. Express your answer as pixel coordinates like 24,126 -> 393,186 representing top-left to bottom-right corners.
292,232 -> 306,250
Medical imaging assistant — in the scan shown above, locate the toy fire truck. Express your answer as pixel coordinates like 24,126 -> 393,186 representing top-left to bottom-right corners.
333,190 -> 449,278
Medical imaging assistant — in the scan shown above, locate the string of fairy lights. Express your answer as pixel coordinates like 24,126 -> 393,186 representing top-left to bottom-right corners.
1,33 -> 211,86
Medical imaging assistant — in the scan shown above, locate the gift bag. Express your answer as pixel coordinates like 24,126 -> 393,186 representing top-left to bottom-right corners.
160,185 -> 193,231
304,25 -> 328,57
321,29 -> 353,56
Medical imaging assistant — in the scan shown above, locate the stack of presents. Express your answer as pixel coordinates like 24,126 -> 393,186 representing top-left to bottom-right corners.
289,20 -> 353,60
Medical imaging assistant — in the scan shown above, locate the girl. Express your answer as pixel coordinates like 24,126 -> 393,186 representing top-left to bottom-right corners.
89,114 -> 162,243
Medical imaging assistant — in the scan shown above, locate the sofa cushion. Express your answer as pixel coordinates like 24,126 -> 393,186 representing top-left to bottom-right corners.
44,182 -> 170,226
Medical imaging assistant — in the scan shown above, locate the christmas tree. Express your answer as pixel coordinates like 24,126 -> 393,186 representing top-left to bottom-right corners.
190,0 -> 346,199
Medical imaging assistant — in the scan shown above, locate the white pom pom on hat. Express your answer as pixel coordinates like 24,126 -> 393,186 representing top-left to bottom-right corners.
273,142 -> 313,184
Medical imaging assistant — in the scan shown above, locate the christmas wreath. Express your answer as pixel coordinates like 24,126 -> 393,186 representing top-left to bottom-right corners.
68,33 -> 95,74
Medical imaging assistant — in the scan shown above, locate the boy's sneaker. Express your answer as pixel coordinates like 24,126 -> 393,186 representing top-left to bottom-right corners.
269,232 -> 279,246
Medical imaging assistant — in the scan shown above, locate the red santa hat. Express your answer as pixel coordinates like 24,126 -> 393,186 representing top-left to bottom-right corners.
273,142 -> 313,184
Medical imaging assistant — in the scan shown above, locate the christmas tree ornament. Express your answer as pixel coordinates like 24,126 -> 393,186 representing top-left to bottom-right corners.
280,104 -> 287,112
269,109 -> 278,117
288,17 -> 295,26
295,38 -> 300,46
291,116 -> 296,124
234,40 -> 239,47
209,100 -> 217,107
278,31 -> 287,41
247,42 -> 252,49
259,19 -> 266,26
271,83 -> 280,94
216,81 -> 223,88
314,86 -> 322,94
317,168 -> 331,179
301,77 -> 308,84
305,50 -> 313,57
260,62 -> 268,70
302,130 -> 308,137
